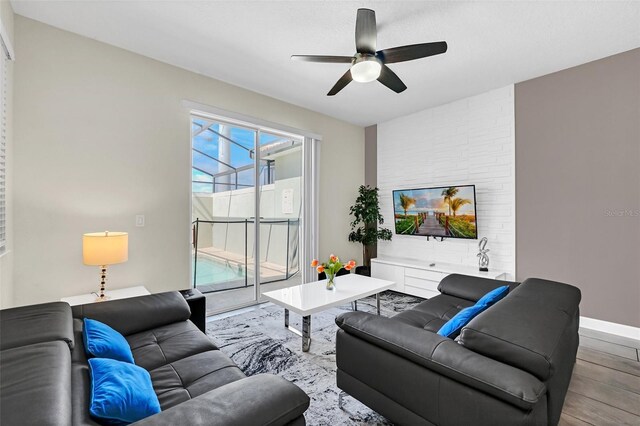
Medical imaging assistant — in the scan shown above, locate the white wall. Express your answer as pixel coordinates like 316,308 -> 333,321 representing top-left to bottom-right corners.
11,16 -> 364,306
0,0 -> 13,308
377,86 -> 515,278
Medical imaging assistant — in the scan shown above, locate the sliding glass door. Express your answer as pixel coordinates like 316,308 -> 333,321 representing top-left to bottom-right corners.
191,114 -> 306,313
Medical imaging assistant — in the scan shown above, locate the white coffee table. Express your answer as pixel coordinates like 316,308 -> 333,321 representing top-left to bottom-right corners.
261,274 -> 395,351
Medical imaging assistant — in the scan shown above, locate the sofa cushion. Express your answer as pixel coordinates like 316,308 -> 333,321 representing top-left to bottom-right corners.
0,301 -> 74,350
392,309 -> 450,333
150,350 -> 246,409
422,317 -> 447,333
83,318 -> 135,364
0,341 -> 72,426
72,291 -> 191,336
406,294 -> 474,320
460,278 -> 581,380
392,294 -> 472,333
126,320 -> 218,371
88,358 -> 161,424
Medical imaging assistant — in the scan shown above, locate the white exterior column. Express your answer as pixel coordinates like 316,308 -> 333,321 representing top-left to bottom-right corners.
218,124 -> 232,190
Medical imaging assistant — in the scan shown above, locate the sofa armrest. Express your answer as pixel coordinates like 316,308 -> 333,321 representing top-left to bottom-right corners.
133,374 -> 309,426
336,312 -> 545,410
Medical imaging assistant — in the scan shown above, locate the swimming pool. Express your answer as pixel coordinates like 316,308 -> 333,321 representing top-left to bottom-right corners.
193,256 -> 246,289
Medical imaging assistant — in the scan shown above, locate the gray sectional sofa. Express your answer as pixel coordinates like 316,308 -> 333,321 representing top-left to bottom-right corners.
0,291 -> 309,426
336,274 -> 581,426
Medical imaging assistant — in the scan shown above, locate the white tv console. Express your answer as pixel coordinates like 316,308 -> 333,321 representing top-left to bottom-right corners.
371,256 -> 508,299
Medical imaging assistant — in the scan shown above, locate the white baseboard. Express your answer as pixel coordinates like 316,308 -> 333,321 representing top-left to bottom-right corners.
580,316 -> 640,343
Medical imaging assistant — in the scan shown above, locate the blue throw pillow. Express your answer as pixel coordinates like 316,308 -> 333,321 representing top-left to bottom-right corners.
84,318 -> 135,364
437,285 -> 510,338
437,304 -> 486,338
476,285 -> 510,308
88,358 -> 161,424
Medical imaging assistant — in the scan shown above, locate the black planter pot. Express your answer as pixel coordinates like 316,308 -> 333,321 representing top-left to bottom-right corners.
355,266 -> 371,277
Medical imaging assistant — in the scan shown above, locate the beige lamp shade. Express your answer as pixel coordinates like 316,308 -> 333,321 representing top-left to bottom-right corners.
83,231 -> 128,266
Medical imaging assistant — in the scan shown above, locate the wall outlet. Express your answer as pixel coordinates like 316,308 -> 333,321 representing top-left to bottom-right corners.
136,215 -> 145,227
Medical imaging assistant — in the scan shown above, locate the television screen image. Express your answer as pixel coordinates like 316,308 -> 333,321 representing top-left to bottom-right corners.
392,185 -> 477,239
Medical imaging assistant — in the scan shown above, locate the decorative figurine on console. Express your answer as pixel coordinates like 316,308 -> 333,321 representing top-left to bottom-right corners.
477,237 -> 490,272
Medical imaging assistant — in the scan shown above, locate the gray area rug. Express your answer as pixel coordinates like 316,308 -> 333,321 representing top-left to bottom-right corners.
206,291 -> 424,425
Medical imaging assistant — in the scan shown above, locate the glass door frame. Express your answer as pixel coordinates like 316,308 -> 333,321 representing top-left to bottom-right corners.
188,104 -> 319,313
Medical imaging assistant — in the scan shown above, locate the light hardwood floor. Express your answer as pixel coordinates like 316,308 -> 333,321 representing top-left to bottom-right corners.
560,337 -> 640,426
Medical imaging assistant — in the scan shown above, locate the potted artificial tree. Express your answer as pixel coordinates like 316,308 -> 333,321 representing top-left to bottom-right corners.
348,185 -> 392,276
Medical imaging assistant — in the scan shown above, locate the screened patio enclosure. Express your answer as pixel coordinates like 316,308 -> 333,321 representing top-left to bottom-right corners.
190,115 -> 303,300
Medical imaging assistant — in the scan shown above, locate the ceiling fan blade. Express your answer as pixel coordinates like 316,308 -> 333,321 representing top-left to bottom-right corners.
327,69 -> 353,96
355,8 -> 376,54
377,64 -> 407,93
291,55 -> 353,63
377,41 -> 448,64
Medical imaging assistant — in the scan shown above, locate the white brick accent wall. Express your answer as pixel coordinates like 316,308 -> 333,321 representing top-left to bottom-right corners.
377,85 -> 515,278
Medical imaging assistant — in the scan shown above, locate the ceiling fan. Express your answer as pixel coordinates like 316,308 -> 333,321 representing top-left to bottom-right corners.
291,8 -> 447,96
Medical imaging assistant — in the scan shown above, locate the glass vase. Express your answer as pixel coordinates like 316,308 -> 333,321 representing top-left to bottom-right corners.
326,272 -> 336,290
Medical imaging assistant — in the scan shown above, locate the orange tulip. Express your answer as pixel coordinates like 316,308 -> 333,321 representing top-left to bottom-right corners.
317,265 -> 325,273
310,259 -> 318,267
330,254 -> 337,262
349,260 -> 356,267
345,264 -> 352,271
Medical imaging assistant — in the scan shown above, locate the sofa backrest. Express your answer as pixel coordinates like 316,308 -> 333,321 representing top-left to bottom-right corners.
0,301 -> 74,350
459,277 -> 581,425
71,291 -> 191,336
438,274 -> 519,302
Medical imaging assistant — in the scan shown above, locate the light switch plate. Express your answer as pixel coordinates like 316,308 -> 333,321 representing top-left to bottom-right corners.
136,215 -> 145,227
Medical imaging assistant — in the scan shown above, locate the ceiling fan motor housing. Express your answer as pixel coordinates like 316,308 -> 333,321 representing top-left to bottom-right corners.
351,53 -> 382,83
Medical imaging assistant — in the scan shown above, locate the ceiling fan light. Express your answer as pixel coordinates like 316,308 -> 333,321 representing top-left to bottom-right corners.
351,57 -> 382,83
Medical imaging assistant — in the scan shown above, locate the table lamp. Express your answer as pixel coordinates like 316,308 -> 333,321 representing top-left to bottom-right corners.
83,231 -> 128,302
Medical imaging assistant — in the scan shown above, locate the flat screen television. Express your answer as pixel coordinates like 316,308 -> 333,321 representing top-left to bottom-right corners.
392,185 -> 478,239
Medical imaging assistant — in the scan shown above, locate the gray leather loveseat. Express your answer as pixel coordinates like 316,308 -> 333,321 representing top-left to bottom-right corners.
0,291 -> 310,425
336,274 -> 581,426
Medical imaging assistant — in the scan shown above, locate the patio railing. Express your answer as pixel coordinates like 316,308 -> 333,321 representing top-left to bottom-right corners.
192,217 -> 300,293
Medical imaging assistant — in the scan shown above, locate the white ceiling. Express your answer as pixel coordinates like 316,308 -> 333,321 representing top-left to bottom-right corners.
11,1 -> 640,127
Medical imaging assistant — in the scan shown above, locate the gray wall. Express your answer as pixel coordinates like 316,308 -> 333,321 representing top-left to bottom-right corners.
515,48 -> 640,327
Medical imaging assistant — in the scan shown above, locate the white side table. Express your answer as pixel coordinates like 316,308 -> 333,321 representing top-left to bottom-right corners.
61,286 -> 150,306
